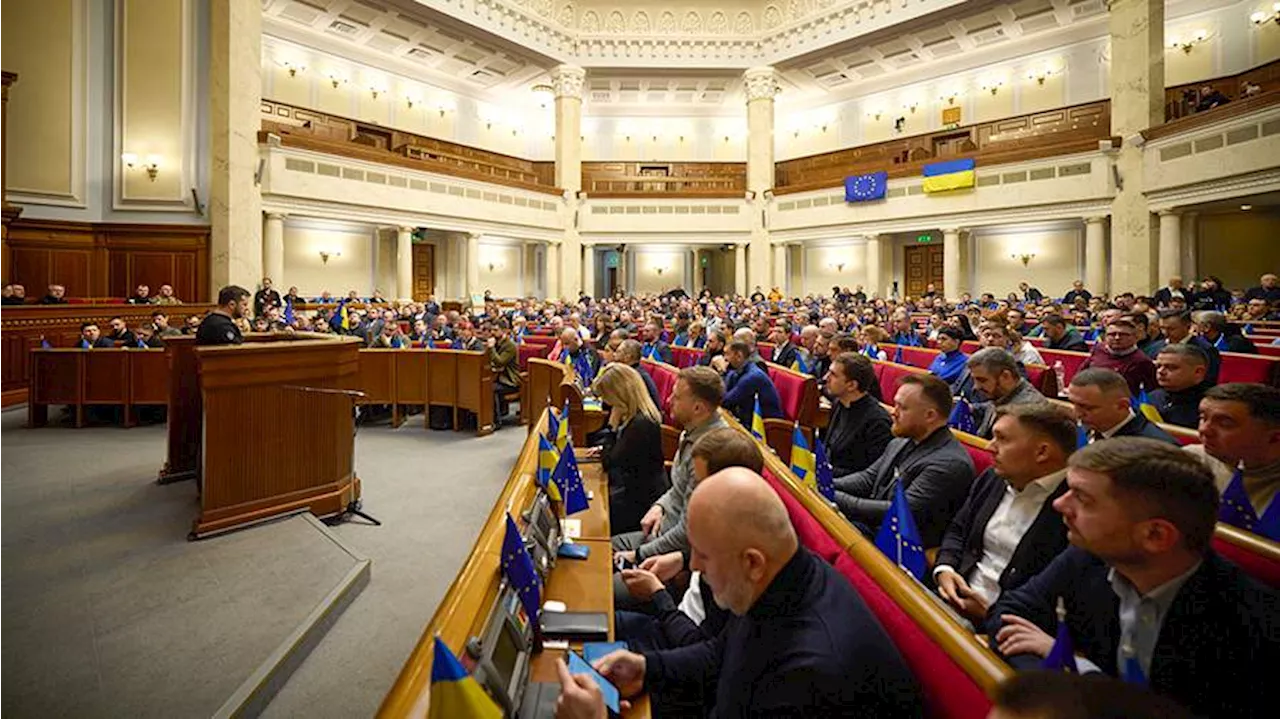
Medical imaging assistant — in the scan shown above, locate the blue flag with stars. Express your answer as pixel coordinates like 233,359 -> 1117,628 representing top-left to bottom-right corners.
813,435 -> 836,502
844,171 -> 888,203
284,298 -> 295,326
1042,598 -> 1079,673
873,478 -> 926,581
551,444 -> 590,515
501,513 -> 541,624
948,398 -> 977,435
1219,463 -> 1280,540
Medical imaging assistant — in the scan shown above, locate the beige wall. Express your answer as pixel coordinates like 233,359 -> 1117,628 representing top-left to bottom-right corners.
633,249 -> 687,295
118,0 -> 188,203
802,244 -> 868,298
1197,212 -> 1280,289
972,226 -> 1081,299
3,0 -> 79,202
477,242 -> 523,298
281,222 -> 374,297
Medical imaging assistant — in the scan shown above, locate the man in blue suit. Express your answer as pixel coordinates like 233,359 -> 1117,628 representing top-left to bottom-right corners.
985,438 -> 1280,719
717,339 -> 782,428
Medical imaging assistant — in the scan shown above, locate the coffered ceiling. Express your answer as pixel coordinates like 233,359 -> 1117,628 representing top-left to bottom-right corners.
260,0 -> 1230,113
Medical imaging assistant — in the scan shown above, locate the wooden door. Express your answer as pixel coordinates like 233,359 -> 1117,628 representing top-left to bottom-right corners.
412,243 -> 434,301
605,267 -> 618,297
903,244 -> 944,297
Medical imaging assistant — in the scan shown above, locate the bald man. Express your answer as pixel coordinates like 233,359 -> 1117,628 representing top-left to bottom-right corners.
560,469 -> 922,718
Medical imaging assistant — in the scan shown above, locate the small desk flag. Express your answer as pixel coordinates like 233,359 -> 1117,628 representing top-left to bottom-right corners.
552,444 -> 590,516
1217,462 -> 1280,540
751,395 -> 766,441
429,636 -> 502,719
790,353 -> 809,374
1076,422 -> 1090,450
948,398 -> 977,435
284,298 -> 295,326
789,423 -> 816,491
1132,385 -> 1163,423
813,435 -> 836,502
874,478 -> 926,581
1041,598 -> 1079,673
501,514 -> 542,625
536,434 -> 561,502
844,171 -> 888,202
1120,643 -> 1147,685
41,336 -> 51,349
922,158 -> 976,193
893,345 -> 904,364
554,399 -> 571,453
80,338 -> 91,349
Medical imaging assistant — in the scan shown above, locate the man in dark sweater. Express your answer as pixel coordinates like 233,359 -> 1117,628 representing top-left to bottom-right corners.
569,468 -> 922,717
1040,314 -> 1088,352
1078,318 -> 1156,398
1149,344 -> 1211,429
821,353 -> 893,475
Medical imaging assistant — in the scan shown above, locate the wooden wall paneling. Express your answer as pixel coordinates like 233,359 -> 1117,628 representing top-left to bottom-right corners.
427,350 -> 458,425
84,350 -> 129,405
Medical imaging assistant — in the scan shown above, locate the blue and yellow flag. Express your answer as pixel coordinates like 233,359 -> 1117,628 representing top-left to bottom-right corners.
1120,643 -> 1146,685
338,300 -> 351,331
1041,598 -> 1079,673
1076,421 -> 1090,449
284,298 -> 295,326
554,399 -> 571,453
751,395 -> 766,441
501,514 -> 541,624
80,338 -> 91,349
790,423 -> 816,491
948,398 -> 977,435
536,434 -> 561,502
551,445 -> 590,515
873,478 -> 926,580
1217,463 -> 1274,538
429,636 -> 502,719
893,345 -> 904,364
546,402 -> 561,442
790,353 -> 809,374
40,336 -> 52,349
922,158 -> 976,193
813,435 -> 836,502
1132,385 -> 1163,423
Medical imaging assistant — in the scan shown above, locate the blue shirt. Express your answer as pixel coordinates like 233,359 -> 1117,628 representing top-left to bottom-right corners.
890,331 -> 924,347
723,362 -> 784,428
928,350 -> 969,383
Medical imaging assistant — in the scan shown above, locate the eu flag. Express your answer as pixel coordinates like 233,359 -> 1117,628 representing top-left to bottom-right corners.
844,171 -> 888,203
948,398 -> 977,435
429,636 -> 502,719
813,435 -> 836,502
284,298 -> 295,326
79,338 -> 91,349
790,423 -> 816,491
551,444 -> 590,515
1217,463 -> 1279,540
873,478 -> 926,581
893,345 -> 904,364
501,514 -> 542,624
1042,598 -> 1079,673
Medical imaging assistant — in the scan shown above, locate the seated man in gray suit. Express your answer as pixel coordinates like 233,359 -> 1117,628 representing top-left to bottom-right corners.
833,373 -> 976,546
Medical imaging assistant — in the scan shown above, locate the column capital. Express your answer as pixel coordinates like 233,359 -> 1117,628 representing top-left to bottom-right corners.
742,66 -> 779,102
862,234 -> 881,243
1158,209 -> 1180,217
581,240 -> 595,248
264,211 -> 287,221
550,65 -> 586,100
1084,215 -> 1108,225
940,226 -> 967,235
397,225 -> 415,234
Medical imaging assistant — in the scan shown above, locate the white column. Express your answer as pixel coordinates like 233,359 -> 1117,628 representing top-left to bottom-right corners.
466,232 -> 481,299
1108,0 -> 1164,294
744,67 -> 777,293
1158,211 -> 1181,287
1084,216 -> 1108,296
396,226 -> 414,301
942,227 -> 962,300
546,242 -> 560,300
734,243 -> 747,296
865,234 -> 882,299
552,65 -> 585,298
262,212 -> 285,287
209,0 -> 263,290
772,244 -> 787,293
1180,211 -> 1198,281
582,242 -> 595,299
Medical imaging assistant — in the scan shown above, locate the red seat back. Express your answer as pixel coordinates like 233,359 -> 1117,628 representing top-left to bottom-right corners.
963,443 -> 995,476
765,364 -> 815,424
1218,352 -> 1280,386
669,345 -> 702,369
517,343 -> 543,371
762,469 -> 845,565
757,341 -> 775,361
1037,348 -> 1089,386
1255,343 -> 1280,359
640,360 -> 680,423
878,361 -> 927,401
1212,528 -> 1280,589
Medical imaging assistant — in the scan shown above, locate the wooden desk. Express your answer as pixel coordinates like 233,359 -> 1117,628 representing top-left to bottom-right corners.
378,411 -> 649,718
355,348 -> 495,435
28,347 -> 170,427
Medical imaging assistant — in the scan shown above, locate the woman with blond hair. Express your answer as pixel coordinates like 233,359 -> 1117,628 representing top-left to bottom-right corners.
585,363 -> 669,533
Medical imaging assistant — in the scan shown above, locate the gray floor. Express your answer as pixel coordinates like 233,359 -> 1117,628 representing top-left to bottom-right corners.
1,407 -> 526,718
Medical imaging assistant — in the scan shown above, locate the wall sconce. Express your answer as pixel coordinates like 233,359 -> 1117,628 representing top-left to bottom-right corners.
1168,29 -> 1210,53
902,102 -> 918,114
979,79 -> 1004,95
486,260 -> 505,272
369,85 -> 385,100
405,94 -> 420,109
828,261 -> 846,273
1251,4 -> 1280,26
122,153 -> 160,181
326,73 -> 346,89
279,60 -> 306,78
319,249 -> 342,264
867,109 -> 884,121
938,93 -> 958,106
1010,252 -> 1036,267
655,266 -> 668,276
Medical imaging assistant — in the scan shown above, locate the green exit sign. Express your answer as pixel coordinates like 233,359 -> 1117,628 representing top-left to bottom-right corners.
916,235 -> 933,243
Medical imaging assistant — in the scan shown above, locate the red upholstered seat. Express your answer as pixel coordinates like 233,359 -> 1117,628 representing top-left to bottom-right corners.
669,345 -> 702,369
963,443 -> 994,477
1218,352 -> 1280,386
517,343 -> 544,371
641,360 -> 680,423
903,346 -> 940,369
1036,348 -> 1089,386
960,340 -> 980,354
1257,344 -> 1280,359
759,470 -> 993,719
757,341 -> 775,361
878,361 -> 926,401
766,366 -> 808,422
1212,530 -> 1280,589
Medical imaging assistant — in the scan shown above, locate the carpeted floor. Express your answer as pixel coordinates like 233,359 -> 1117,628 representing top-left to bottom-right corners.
1,407 -> 526,718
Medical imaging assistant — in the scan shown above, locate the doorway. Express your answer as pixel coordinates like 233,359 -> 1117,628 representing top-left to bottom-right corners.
411,243 -> 435,301
903,244 -> 944,297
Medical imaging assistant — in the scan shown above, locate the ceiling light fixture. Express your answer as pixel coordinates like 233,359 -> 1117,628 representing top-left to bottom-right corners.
1168,29 -> 1210,54
1241,204 -> 1254,211
1250,4 -> 1280,26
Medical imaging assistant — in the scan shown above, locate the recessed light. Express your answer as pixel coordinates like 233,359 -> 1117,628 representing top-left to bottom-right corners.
1241,204 -> 1253,211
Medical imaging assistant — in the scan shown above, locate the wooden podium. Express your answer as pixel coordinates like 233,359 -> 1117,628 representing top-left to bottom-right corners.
160,334 -> 364,538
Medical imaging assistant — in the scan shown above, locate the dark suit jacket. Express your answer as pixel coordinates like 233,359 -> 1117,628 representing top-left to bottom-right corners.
1153,287 -> 1188,308
772,342 -> 800,369
1062,289 -> 1092,305
1046,330 -> 1088,352
985,548 -> 1280,719
1108,413 -> 1178,444
821,394 -> 893,477
642,340 -> 673,365
601,415 -> 670,534
934,468 -> 1068,595
1146,336 -> 1221,384
723,363 -> 783,429
1148,383 -> 1207,429
833,426 -> 976,546
643,548 -> 922,718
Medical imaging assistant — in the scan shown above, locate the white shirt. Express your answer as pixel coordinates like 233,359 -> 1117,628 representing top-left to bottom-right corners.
1099,410 -> 1137,440
677,570 -> 706,625
1012,342 -> 1044,367
934,469 -> 1067,606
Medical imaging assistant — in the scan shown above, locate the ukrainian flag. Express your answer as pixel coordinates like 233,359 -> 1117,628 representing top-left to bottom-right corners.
751,395 -> 766,441
546,400 -> 560,440
537,434 -> 562,502
790,423 -> 816,491
790,353 -> 809,374
1132,385 -> 1163,423
338,300 -> 351,331
429,636 -> 502,719
554,399 -> 571,453
922,158 -> 976,193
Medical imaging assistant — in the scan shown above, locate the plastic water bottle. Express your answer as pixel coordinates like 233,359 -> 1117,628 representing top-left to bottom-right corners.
1053,361 -> 1066,395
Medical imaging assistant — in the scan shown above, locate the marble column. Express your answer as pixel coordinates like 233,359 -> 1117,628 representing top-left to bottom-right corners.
772,244 -> 787,293
466,232 -> 481,299
865,235 -> 882,299
1109,0 -> 1164,294
209,0 -> 263,290
734,243 -> 747,296
1084,216 -> 1109,296
942,228 -> 962,300
582,242 -> 595,299
396,226 -> 414,301
1157,211 -> 1181,287
262,212 -> 285,288
1180,211 -> 1199,281
552,65 -> 585,299
744,67 -> 777,293
546,242 -> 560,300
